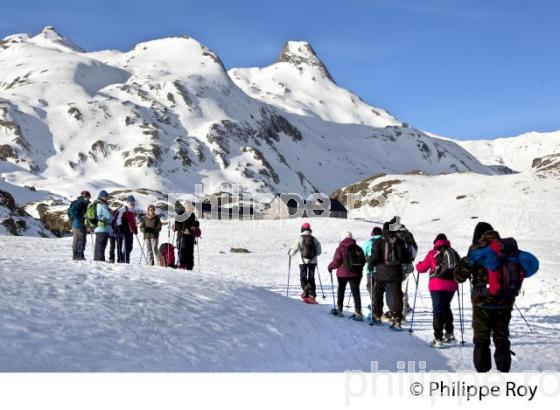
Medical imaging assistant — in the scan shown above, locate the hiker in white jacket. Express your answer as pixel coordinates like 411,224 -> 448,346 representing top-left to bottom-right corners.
288,222 -> 322,301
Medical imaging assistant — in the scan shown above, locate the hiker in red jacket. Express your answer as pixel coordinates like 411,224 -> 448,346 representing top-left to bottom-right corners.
328,231 -> 366,321
416,233 -> 459,348
113,195 -> 138,263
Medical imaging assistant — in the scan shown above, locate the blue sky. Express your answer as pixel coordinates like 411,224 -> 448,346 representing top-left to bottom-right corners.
1,0 -> 559,140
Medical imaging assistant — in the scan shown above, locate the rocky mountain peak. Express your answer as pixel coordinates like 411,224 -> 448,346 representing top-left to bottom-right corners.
276,41 -> 334,82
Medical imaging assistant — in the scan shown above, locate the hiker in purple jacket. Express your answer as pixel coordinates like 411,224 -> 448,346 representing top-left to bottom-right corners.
328,231 -> 365,321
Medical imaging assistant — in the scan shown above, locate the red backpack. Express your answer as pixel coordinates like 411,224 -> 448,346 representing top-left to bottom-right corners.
158,243 -> 175,267
487,238 -> 525,299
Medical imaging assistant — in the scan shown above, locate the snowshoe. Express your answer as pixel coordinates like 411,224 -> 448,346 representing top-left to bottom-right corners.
389,322 -> 403,332
303,295 -> 318,304
350,313 -> 364,322
444,333 -> 457,343
430,339 -> 445,349
369,315 -> 382,326
330,307 -> 343,316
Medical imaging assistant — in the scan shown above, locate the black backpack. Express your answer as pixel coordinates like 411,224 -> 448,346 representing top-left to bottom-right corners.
431,247 -> 460,280
345,244 -> 366,273
301,235 -> 317,260
382,235 -> 405,266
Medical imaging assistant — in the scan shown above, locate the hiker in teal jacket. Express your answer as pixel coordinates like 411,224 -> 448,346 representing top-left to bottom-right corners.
93,191 -> 113,261
363,227 -> 383,316
68,190 -> 91,260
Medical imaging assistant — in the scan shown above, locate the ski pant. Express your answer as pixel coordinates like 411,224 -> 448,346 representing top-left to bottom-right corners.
177,233 -> 195,270
385,275 -> 411,315
337,277 -> 362,313
72,228 -> 87,260
117,232 -> 134,263
431,290 -> 455,340
299,263 -> 317,297
109,236 -> 117,262
472,304 -> 513,373
94,232 -> 109,262
144,237 -> 159,266
374,279 -> 403,323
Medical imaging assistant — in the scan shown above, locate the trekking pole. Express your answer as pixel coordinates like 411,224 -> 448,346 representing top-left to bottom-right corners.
328,270 -> 337,309
196,239 -> 201,273
408,271 -> 420,334
457,284 -> 465,345
315,263 -> 326,300
514,303 -> 535,334
90,231 -> 95,261
345,291 -> 352,310
135,234 -> 148,264
369,272 -> 374,324
286,255 -> 292,297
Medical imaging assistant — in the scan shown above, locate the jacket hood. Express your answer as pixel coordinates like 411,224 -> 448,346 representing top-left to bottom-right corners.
434,239 -> 451,249
339,237 -> 356,247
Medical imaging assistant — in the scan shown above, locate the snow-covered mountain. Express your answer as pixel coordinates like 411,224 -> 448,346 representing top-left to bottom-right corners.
457,130 -> 560,173
0,26 -> 491,204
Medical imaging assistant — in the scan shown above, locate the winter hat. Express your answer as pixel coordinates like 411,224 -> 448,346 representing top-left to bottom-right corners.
80,190 -> 91,198
472,222 -> 494,244
371,227 -> 382,236
341,231 -> 353,241
433,233 -> 448,244
98,190 -> 109,200
126,195 -> 136,203
301,222 -> 311,232
388,216 -> 402,231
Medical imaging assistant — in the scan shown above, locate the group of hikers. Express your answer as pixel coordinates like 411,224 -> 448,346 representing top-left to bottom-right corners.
68,190 -> 540,373
67,190 -> 201,270
288,217 -> 539,373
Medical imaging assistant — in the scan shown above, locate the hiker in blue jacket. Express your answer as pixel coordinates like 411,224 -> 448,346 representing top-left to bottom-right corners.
68,190 -> 91,260
93,190 -> 114,261
363,226 -> 382,318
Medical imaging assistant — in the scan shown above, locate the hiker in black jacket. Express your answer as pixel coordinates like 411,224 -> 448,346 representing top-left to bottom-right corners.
174,202 -> 201,270
367,222 -> 411,329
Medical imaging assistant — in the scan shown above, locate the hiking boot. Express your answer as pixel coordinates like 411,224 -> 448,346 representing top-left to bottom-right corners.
350,313 -> 364,321
390,320 -> 403,331
444,333 -> 457,343
331,307 -> 343,316
430,339 -> 444,349
383,311 -> 393,320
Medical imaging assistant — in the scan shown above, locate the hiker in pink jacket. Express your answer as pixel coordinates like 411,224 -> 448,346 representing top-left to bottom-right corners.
416,233 -> 459,348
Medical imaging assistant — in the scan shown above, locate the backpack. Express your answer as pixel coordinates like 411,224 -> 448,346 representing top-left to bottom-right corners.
489,238 -> 524,299
85,201 -> 98,226
67,199 -> 78,220
158,243 -> 175,267
301,235 -> 317,261
382,235 -> 405,266
431,247 -> 460,280
345,244 -> 366,273
398,229 -> 418,261
117,207 -> 130,232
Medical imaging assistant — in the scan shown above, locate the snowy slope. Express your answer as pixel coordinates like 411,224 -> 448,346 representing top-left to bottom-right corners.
0,217 -> 557,371
457,130 -> 560,172
0,27 -> 492,205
